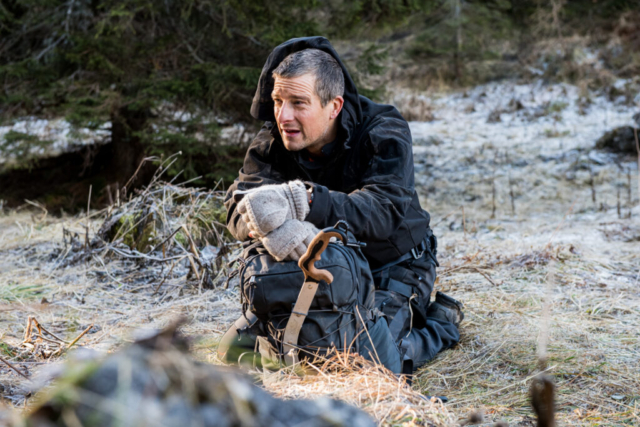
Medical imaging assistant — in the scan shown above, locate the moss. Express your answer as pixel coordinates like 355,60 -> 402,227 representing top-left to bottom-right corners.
546,101 -> 569,114
115,214 -> 137,248
174,231 -> 188,247
192,197 -> 233,244
135,220 -> 158,253
0,342 -> 16,357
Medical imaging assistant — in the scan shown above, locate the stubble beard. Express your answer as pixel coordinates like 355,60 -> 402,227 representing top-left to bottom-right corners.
280,120 -> 332,154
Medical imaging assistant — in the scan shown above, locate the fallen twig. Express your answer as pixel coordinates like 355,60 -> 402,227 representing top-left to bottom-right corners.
153,258 -> 181,295
0,354 -> 29,379
67,324 -> 94,350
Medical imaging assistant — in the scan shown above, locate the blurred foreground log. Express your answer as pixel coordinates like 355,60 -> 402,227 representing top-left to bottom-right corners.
25,319 -> 374,427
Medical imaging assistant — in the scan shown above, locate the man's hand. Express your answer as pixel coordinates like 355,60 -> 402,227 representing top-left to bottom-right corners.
234,181 -> 309,238
261,220 -> 320,261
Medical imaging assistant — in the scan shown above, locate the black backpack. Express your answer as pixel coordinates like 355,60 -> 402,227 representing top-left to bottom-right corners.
235,222 -> 402,373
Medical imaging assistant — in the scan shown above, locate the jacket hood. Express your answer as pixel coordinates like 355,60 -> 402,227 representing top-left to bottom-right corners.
250,36 -> 363,145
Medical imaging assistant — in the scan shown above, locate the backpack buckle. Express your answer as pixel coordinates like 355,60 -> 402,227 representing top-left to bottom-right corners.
410,240 -> 427,259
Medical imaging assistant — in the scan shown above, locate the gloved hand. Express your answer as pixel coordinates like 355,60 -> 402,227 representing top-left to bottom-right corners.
234,181 -> 309,238
261,219 -> 320,261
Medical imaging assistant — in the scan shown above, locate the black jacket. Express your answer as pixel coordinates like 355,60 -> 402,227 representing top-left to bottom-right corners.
225,36 -> 430,268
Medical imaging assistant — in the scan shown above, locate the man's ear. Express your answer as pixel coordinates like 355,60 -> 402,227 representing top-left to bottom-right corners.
330,96 -> 344,120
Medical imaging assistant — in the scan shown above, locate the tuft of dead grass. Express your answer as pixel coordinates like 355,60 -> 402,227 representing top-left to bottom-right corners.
261,353 -> 455,426
0,180 -> 242,409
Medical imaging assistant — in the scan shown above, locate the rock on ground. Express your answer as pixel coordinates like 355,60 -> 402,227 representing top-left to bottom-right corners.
595,126 -> 640,155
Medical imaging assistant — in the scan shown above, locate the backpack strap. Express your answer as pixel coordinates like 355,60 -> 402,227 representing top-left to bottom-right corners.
282,280 -> 321,365
282,224 -> 348,365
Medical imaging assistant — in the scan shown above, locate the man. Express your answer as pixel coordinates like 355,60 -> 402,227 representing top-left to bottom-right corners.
221,36 -> 463,371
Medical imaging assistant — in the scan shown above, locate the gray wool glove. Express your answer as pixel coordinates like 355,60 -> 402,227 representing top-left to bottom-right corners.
234,181 -> 309,238
261,219 -> 320,262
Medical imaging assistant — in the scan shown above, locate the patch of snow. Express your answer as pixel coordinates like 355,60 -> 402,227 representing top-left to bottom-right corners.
0,118 -> 110,165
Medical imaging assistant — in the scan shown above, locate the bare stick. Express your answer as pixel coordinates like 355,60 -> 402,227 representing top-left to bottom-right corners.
87,184 -> 92,217
33,318 -> 43,341
0,355 -> 29,379
588,165 -> 597,207
153,259 -> 179,295
33,334 -> 67,345
462,205 -> 466,240
617,185 -> 621,219
506,151 -> 516,215
509,175 -> 516,215
181,225 -> 200,260
37,322 -> 70,344
187,255 -> 201,281
473,268 -> 497,287
121,156 -> 158,193
67,324 -> 94,350
148,226 -> 182,254
529,260 -> 557,427
491,175 -> 497,219
628,168 -> 632,219
531,374 -> 556,427
629,128 -> 640,217
22,316 -> 34,342
491,150 -> 497,219
635,128 -> 640,213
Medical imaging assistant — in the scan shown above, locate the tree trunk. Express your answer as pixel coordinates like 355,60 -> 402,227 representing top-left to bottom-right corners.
109,106 -> 150,192
452,0 -> 463,83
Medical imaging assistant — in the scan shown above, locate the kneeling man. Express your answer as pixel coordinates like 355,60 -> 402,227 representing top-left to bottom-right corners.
221,36 -> 463,371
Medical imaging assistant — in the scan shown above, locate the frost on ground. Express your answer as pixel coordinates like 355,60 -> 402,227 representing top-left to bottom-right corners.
1,79 -> 639,426
408,79 -> 639,425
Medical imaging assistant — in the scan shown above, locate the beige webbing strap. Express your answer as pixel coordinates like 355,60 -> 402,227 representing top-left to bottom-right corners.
283,280 -> 320,365
282,229 -> 344,366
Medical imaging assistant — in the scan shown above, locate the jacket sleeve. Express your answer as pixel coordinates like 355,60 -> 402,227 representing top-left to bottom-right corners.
224,123 -> 286,241
306,114 -> 416,242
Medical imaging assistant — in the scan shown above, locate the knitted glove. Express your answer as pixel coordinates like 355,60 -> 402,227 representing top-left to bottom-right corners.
234,181 -> 309,238
261,219 -> 320,262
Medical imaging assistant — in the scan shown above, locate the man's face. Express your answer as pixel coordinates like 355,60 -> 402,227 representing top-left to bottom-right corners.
272,73 -> 342,155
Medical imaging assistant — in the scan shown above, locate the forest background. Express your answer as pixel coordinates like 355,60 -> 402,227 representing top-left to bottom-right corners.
1,0 -> 638,209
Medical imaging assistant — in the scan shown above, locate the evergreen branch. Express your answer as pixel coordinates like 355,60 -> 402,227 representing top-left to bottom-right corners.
35,34 -> 65,61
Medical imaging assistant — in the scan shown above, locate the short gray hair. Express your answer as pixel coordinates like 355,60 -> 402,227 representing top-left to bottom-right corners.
272,49 -> 345,107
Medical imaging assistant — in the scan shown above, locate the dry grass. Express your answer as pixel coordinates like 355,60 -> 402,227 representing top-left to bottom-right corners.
261,354 -> 455,426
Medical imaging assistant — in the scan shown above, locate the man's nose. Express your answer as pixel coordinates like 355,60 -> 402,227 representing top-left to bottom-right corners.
277,102 -> 294,123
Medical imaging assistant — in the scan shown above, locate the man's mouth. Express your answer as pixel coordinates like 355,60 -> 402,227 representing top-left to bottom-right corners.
282,128 -> 301,137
